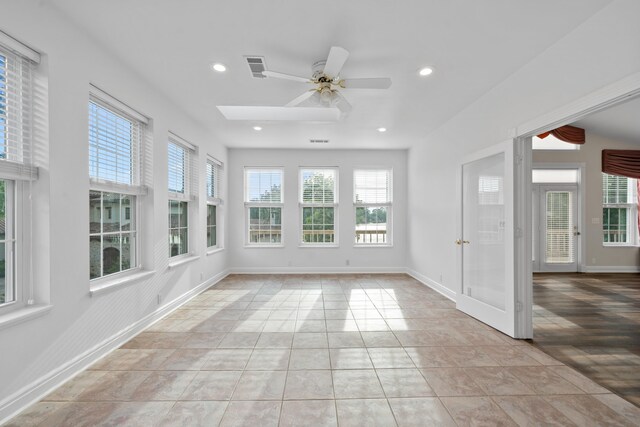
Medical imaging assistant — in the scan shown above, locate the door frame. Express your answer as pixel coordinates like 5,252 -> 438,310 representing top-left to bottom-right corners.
512,72 -> 640,339
532,163 -> 586,273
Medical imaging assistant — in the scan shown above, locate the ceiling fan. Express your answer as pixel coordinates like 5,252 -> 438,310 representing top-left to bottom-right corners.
217,46 -> 392,121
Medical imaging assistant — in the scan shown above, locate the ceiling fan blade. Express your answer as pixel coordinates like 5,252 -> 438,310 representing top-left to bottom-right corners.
333,91 -> 352,113
340,78 -> 392,89
262,70 -> 312,83
217,106 -> 340,121
285,90 -> 317,107
323,46 -> 349,78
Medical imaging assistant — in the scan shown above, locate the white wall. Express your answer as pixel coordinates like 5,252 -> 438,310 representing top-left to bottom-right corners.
533,132 -> 640,270
228,149 -> 407,272
407,0 -> 640,293
0,2 -> 227,419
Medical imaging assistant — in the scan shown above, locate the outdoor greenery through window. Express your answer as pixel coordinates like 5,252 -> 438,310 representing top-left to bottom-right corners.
245,168 -> 283,245
300,168 -> 337,244
354,169 -> 392,245
0,180 -> 14,304
602,173 -> 638,245
88,96 -> 143,280
169,200 -> 188,256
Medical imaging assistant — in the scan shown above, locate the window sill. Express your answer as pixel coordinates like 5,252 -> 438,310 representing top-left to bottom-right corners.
602,244 -> 639,248
354,244 -> 394,248
206,247 -> 225,256
0,304 -> 53,331
90,270 -> 156,296
168,254 -> 200,269
243,245 -> 285,249
298,244 -> 339,248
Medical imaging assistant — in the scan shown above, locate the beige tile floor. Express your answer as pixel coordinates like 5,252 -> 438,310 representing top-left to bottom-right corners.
4,274 -> 640,426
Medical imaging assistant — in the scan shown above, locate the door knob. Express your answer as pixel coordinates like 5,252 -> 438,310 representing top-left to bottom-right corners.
455,239 -> 462,245
463,240 -> 470,244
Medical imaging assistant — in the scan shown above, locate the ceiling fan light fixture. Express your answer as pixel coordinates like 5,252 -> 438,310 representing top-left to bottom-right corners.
418,67 -> 433,76
212,63 -> 227,72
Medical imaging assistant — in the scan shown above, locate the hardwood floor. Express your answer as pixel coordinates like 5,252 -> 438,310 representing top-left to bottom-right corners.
532,272 -> 640,407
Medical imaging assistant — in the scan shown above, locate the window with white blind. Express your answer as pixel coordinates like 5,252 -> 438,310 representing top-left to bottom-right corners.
602,173 -> 638,246
206,156 -> 223,249
244,168 -> 283,245
88,88 -> 148,282
0,35 -> 39,310
354,169 -> 392,245
168,135 -> 196,257
300,168 -> 338,245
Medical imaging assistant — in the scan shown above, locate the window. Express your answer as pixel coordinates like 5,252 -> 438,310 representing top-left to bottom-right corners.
88,89 -> 147,281
0,37 -> 39,308
532,135 -> 580,150
354,169 -> 392,245
602,173 -> 638,245
300,168 -> 337,245
245,168 -> 283,245
206,156 -> 223,249
168,134 -> 196,257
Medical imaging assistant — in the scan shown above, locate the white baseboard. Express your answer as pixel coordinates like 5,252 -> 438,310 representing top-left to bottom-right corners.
228,266 -> 407,274
582,265 -> 640,273
406,268 -> 457,302
0,269 -> 230,425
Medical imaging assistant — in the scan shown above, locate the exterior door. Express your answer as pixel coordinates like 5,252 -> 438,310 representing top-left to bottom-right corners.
456,141 -> 515,337
534,185 -> 579,272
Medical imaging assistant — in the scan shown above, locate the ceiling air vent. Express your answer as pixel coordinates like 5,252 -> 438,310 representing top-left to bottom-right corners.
309,139 -> 329,144
245,56 -> 267,78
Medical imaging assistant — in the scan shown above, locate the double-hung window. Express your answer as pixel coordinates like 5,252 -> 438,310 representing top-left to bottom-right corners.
245,168 -> 283,245
88,87 -> 148,282
602,173 -> 638,245
168,134 -> 196,258
300,168 -> 338,245
354,169 -> 392,245
0,39 -> 39,307
206,156 -> 223,250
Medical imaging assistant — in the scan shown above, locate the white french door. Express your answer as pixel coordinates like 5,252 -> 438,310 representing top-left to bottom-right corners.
456,141 -> 516,337
533,184 -> 579,272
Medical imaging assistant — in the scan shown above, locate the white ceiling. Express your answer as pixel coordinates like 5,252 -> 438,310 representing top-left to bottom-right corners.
52,0 -> 611,149
573,95 -> 640,144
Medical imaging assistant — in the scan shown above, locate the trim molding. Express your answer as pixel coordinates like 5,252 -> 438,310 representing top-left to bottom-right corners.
0,269 -> 230,425
228,266 -> 407,274
583,266 -> 640,273
406,268 -> 456,302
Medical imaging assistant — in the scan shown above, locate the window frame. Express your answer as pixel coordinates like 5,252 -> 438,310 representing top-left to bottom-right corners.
244,167 -> 284,247
88,89 -> 148,286
299,167 -> 339,247
353,168 -> 393,247
602,173 -> 638,247
168,134 -> 196,259
0,39 -> 39,314
206,156 -> 223,251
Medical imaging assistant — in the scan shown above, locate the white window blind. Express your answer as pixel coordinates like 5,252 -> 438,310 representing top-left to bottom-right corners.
301,169 -> 336,204
245,168 -> 282,203
545,191 -> 574,263
89,97 -> 143,191
207,156 -> 223,201
0,44 -> 38,180
168,133 -> 196,200
354,169 -> 391,204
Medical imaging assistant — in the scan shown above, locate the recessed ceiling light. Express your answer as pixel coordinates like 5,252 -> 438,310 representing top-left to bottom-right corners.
212,63 -> 227,72
253,126 -> 262,131
377,127 -> 387,133
418,67 -> 433,76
